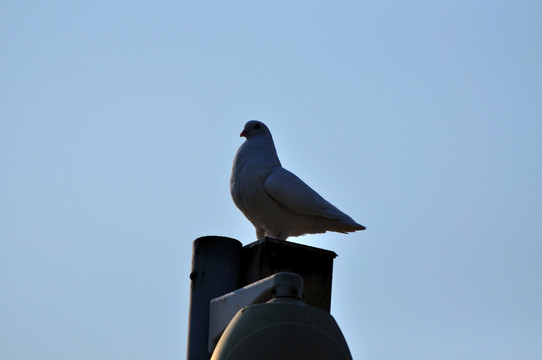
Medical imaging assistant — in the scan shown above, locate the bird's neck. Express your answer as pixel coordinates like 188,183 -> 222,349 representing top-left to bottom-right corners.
243,135 -> 282,167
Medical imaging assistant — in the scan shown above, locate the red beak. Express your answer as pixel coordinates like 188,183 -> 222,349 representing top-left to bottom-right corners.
240,130 -> 247,137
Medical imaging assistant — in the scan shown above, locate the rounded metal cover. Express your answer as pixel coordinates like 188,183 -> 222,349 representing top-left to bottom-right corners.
211,301 -> 352,360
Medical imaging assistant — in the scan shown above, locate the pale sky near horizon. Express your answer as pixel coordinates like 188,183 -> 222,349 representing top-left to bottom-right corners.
2,1 -> 541,359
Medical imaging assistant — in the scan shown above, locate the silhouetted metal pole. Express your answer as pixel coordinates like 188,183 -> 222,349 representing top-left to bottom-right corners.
186,236 -> 242,360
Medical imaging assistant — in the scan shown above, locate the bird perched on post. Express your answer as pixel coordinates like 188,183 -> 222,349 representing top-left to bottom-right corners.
230,120 -> 366,241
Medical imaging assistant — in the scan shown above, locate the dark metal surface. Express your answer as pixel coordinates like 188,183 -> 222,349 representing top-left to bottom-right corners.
186,236 -> 242,360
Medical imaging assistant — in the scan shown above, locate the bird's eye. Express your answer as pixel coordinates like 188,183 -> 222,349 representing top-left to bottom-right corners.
254,123 -> 260,130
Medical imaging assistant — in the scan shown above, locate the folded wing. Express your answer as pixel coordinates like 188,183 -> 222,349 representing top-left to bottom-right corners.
264,167 -> 362,227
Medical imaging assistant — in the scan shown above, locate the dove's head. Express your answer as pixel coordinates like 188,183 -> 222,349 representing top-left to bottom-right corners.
240,120 -> 271,139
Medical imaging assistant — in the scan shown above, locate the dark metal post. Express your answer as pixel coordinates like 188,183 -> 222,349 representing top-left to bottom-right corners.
186,236 -> 242,360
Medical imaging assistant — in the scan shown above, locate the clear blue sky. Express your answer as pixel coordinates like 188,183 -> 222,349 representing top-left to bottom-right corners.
1,1 -> 541,359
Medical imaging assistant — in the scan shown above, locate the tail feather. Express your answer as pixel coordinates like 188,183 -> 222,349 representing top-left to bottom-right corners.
320,216 -> 366,234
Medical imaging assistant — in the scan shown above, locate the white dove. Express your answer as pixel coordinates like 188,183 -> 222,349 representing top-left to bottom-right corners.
230,120 -> 366,240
